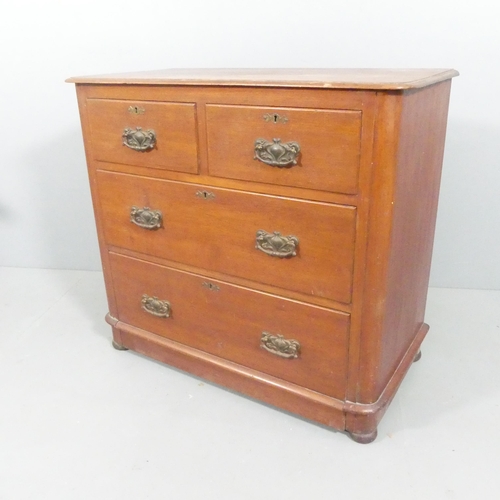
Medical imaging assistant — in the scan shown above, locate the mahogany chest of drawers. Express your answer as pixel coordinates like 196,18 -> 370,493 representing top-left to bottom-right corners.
68,69 -> 458,443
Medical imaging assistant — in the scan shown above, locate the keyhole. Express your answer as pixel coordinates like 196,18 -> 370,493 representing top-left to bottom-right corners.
202,281 -> 220,291
196,190 -> 215,200
273,114 -> 279,123
128,105 -> 145,114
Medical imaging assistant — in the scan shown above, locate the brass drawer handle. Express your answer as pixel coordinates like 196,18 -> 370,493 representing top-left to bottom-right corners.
141,294 -> 171,318
122,126 -> 156,151
261,332 -> 300,359
130,206 -> 162,229
254,138 -> 300,167
255,230 -> 299,258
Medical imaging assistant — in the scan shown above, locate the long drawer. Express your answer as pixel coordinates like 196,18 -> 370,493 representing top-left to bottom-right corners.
110,252 -> 350,399
97,170 -> 357,304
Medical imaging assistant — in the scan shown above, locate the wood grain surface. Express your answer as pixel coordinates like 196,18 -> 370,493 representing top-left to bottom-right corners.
206,104 -> 362,194
71,69 -> 457,442
96,170 -> 357,304
110,252 -> 350,399
87,98 -> 198,173
67,68 -> 459,89
350,81 -> 453,407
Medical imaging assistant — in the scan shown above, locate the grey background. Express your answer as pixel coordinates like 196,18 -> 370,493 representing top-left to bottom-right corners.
1,0 -> 498,289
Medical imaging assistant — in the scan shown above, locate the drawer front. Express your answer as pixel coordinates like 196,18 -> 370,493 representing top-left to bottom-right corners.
110,252 -> 349,399
97,170 -> 356,304
206,104 -> 362,194
87,99 -> 198,173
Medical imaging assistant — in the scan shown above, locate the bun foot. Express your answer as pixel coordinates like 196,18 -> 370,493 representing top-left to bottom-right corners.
348,429 -> 378,444
413,349 -> 422,363
112,340 -> 129,351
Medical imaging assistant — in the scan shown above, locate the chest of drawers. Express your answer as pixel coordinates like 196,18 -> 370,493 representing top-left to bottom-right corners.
68,69 -> 458,443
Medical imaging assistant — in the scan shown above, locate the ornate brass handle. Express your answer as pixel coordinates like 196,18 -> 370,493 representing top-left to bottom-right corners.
255,230 -> 299,258
254,138 -> 300,167
130,206 -> 162,229
141,294 -> 171,318
122,126 -> 156,151
260,332 -> 300,359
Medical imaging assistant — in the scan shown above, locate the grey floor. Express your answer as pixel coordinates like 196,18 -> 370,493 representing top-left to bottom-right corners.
1,267 -> 499,499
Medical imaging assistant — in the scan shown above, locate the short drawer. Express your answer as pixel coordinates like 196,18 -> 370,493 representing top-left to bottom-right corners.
97,170 -> 356,304
110,252 -> 349,399
86,98 -> 198,173
206,104 -> 362,194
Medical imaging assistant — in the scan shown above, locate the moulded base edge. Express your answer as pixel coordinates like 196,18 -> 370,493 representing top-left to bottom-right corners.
105,314 -> 428,442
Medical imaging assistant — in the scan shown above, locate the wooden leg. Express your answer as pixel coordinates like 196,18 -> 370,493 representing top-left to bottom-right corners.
348,428 -> 378,444
112,339 -> 129,351
413,349 -> 422,363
